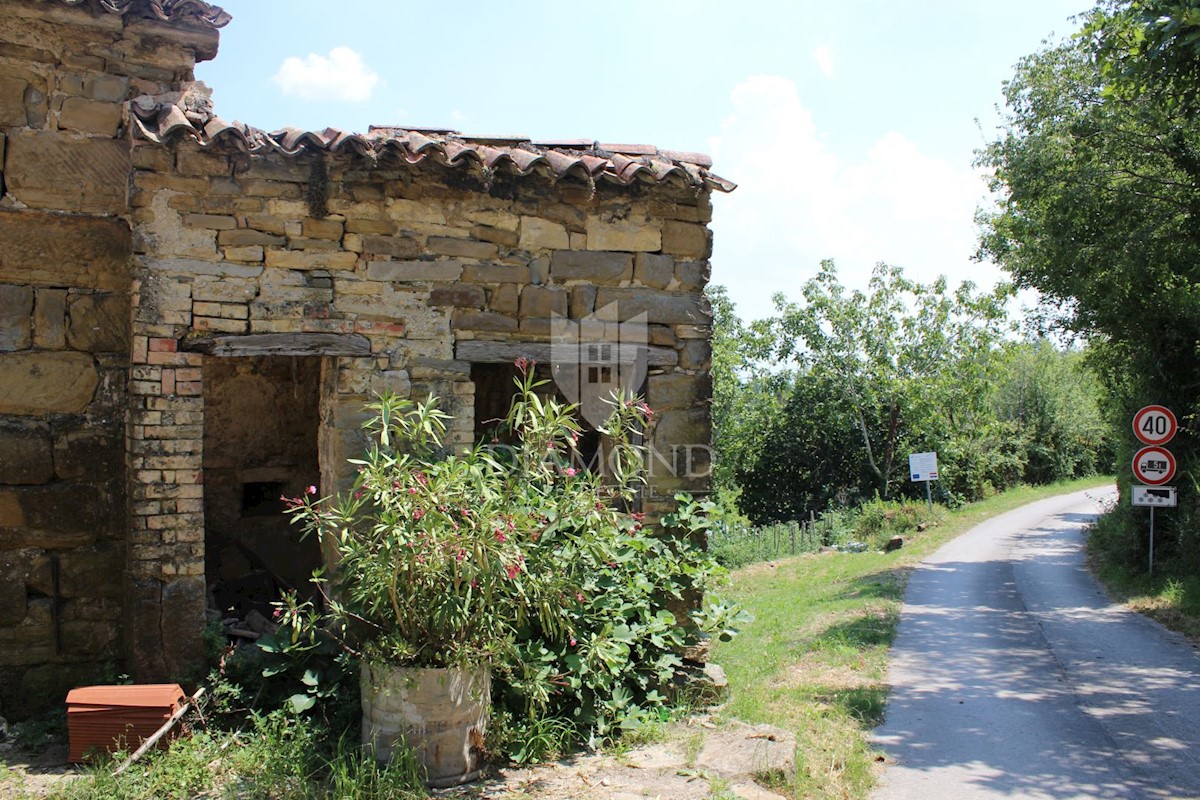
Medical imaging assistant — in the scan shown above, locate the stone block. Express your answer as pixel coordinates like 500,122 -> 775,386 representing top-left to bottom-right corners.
679,339 -> 712,371
0,421 -> 54,484
568,284 -> 598,319
636,253 -> 675,289
0,285 -> 34,351
32,288 -> 67,349
57,97 -> 122,136
86,74 -> 130,103
429,286 -> 485,308
126,575 -> 206,682
662,221 -> 711,258
176,148 -> 229,178
0,76 -> 28,127
366,260 -> 463,282
345,218 -> 397,235
0,351 -> 98,415
551,250 -> 633,282
67,293 -> 130,353
223,245 -> 265,262
519,217 -> 569,250
184,213 -> 237,230
428,237 -> 499,260
58,545 -> 123,599
488,284 -> 519,315
53,426 -> 122,482
594,289 -> 709,325
0,483 -> 103,548
265,250 -> 358,270
59,620 -> 119,657
647,372 -> 712,411
386,197 -> 448,226
649,325 -> 677,347
302,218 -> 344,240
4,130 -> 130,213
451,311 -> 518,332
519,286 -> 568,320
472,225 -> 519,247
676,260 -> 711,291
462,263 -> 530,284
586,216 -> 662,252
359,234 -> 421,258
0,567 -> 26,626
0,210 -> 130,292
217,229 -> 284,247
651,407 -> 712,452
192,276 -> 257,304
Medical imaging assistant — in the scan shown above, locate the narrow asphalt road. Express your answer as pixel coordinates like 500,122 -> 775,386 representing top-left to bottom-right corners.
872,487 -> 1200,800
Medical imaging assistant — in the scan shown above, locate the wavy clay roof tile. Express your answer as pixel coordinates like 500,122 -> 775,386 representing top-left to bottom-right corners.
39,0 -> 231,28
130,85 -> 736,194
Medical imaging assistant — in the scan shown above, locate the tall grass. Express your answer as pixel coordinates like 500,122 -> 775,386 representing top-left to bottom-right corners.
709,498 -> 946,569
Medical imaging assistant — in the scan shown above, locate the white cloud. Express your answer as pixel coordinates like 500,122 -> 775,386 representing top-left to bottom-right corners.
708,75 -> 1000,322
271,46 -> 382,103
813,45 -> 836,78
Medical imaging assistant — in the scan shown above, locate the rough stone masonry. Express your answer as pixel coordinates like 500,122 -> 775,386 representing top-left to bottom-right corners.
0,0 -> 733,717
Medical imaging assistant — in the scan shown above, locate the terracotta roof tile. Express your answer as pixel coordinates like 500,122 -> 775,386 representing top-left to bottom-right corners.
42,0 -> 231,28
130,85 -> 736,193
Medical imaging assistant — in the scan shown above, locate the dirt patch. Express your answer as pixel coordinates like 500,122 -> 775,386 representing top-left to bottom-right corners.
0,739 -> 78,798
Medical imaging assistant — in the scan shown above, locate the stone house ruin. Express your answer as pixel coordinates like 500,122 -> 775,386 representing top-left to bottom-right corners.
0,0 -> 733,716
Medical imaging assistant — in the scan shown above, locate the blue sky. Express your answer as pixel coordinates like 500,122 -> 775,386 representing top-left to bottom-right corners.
196,0 -> 1089,323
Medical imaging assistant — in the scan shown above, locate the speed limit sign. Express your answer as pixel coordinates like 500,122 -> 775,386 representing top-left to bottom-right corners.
1133,405 -> 1177,446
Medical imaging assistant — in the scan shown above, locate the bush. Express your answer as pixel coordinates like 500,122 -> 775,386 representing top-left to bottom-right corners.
279,362 -> 749,758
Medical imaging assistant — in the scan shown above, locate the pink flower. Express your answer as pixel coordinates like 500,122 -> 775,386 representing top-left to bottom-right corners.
505,564 -> 519,580
565,467 -> 578,477
569,637 -> 576,647
413,508 -> 425,521
306,485 -> 317,495
495,531 -> 507,543
514,357 -> 530,374
575,592 -> 585,603
408,487 -> 418,495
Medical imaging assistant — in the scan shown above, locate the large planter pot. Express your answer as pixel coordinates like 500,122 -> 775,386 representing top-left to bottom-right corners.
360,662 -> 491,788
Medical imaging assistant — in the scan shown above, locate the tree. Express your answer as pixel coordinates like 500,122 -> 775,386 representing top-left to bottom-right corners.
707,285 -> 790,493
761,262 -> 1012,500
1083,1 -> 1200,109
980,10 -> 1200,566
978,28 -> 1200,425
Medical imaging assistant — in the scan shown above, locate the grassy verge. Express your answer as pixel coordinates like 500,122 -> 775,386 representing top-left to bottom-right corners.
710,476 -> 1114,800
1088,502 -> 1200,642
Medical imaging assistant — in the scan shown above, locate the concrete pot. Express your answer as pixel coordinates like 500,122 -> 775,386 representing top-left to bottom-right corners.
360,661 -> 490,788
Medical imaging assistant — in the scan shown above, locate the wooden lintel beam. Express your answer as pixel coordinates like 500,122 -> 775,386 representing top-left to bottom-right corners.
182,333 -> 372,358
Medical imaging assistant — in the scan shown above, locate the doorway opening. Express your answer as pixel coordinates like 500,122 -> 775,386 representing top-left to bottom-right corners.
202,356 -> 323,621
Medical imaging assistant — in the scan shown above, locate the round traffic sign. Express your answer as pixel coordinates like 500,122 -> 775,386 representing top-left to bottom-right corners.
1133,446 -> 1176,486
1133,405 -> 1177,446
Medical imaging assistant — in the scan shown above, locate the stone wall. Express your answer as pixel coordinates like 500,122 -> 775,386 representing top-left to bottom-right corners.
126,138 -> 716,677
0,0 -> 718,703
0,1 -> 217,715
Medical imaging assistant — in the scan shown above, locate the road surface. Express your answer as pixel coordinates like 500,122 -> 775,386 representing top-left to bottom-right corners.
873,487 -> 1200,800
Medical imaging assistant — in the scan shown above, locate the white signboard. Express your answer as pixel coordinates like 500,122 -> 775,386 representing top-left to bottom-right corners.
909,452 -> 939,482
1133,486 -> 1177,508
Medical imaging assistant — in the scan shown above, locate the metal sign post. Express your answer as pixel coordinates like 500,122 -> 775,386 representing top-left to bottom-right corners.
1149,507 -> 1155,576
909,452 -> 939,513
1131,405 -> 1178,576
